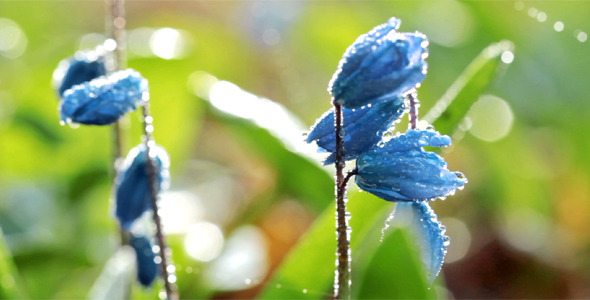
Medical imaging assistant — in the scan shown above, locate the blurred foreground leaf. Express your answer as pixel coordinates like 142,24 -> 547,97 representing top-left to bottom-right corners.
88,246 -> 134,300
258,191 -> 432,299
197,77 -> 333,212
424,40 -> 514,134
355,228 -> 435,299
0,229 -> 26,299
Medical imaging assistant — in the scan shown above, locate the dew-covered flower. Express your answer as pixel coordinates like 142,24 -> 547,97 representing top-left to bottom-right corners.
59,69 -> 148,125
329,18 -> 428,109
53,50 -> 107,97
356,129 -> 466,202
115,144 -> 170,230
306,96 -> 406,165
392,201 -> 449,282
129,234 -> 159,287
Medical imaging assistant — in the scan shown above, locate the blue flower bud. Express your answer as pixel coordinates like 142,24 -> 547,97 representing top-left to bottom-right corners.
329,18 -> 428,109
115,144 -> 170,230
59,69 -> 148,125
306,96 -> 406,165
53,50 -> 107,97
393,201 -> 448,282
356,129 -> 466,202
129,234 -> 159,287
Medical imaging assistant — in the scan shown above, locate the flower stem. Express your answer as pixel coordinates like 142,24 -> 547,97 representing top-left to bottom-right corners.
408,93 -> 418,129
141,102 -> 178,300
106,0 -> 128,245
333,101 -> 351,300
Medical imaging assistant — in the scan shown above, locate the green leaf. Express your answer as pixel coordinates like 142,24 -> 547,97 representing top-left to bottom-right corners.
0,229 -> 26,299
258,191 -> 432,299
196,76 -> 334,212
424,40 -> 514,135
88,247 -> 135,300
354,228 -> 435,299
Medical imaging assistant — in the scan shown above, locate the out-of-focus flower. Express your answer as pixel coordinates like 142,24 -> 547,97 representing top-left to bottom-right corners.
129,234 -> 159,287
356,129 -> 466,202
59,69 -> 147,125
53,50 -> 107,97
115,144 -> 170,230
329,18 -> 428,109
306,96 -> 406,165
392,201 -> 449,282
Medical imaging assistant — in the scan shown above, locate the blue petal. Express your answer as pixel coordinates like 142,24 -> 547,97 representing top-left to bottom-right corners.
383,129 -> 452,153
393,201 -> 448,282
115,144 -> 170,230
306,96 -> 406,165
53,50 -> 107,97
59,69 -> 148,125
356,130 -> 466,202
329,18 -> 428,109
129,235 -> 159,287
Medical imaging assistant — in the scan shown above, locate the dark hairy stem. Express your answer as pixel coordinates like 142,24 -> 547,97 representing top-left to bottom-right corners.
106,0 -> 127,246
408,93 -> 418,129
333,101 -> 351,300
142,103 -> 178,300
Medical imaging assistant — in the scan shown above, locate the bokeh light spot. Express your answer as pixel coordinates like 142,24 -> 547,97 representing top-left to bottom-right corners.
467,95 -> 514,142
184,222 -> 224,262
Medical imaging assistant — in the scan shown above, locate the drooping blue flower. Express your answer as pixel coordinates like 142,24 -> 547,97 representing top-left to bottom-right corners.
53,50 -> 107,97
356,129 -> 467,202
306,96 -> 406,165
329,18 -> 428,109
392,201 -> 449,282
59,69 -> 148,125
115,144 -> 170,231
129,234 -> 159,287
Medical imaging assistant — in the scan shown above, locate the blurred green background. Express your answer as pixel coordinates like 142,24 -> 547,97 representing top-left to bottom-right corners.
1,0 -> 590,299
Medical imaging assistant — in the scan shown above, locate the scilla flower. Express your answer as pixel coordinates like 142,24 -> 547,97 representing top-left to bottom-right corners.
329,18 -> 428,109
129,234 -> 159,287
392,201 -> 449,282
53,50 -> 107,97
306,96 -> 406,165
59,69 -> 148,125
115,144 -> 170,230
356,129 -> 466,202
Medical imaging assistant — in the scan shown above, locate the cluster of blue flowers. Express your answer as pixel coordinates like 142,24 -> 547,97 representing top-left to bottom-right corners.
53,49 -> 167,287
306,18 -> 467,281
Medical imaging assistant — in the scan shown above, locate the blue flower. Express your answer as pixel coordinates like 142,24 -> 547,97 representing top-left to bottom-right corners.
53,50 -> 107,97
329,18 -> 428,109
59,69 -> 148,125
115,144 -> 170,231
356,129 -> 467,202
129,234 -> 159,287
306,96 -> 406,165
392,201 -> 449,282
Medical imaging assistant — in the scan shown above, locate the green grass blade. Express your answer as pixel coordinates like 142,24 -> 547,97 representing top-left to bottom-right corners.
424,40 -> 514,134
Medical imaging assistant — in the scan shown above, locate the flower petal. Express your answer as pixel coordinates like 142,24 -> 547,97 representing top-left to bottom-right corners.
393,201 -> 449,282
356,129 -> 466,201
306,96 -> 406,165
129,235 -> 159,287
53,50 -> 107,97
59,69 -> 148,125
115,144 -> 170,230
329,18 -> 428,109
